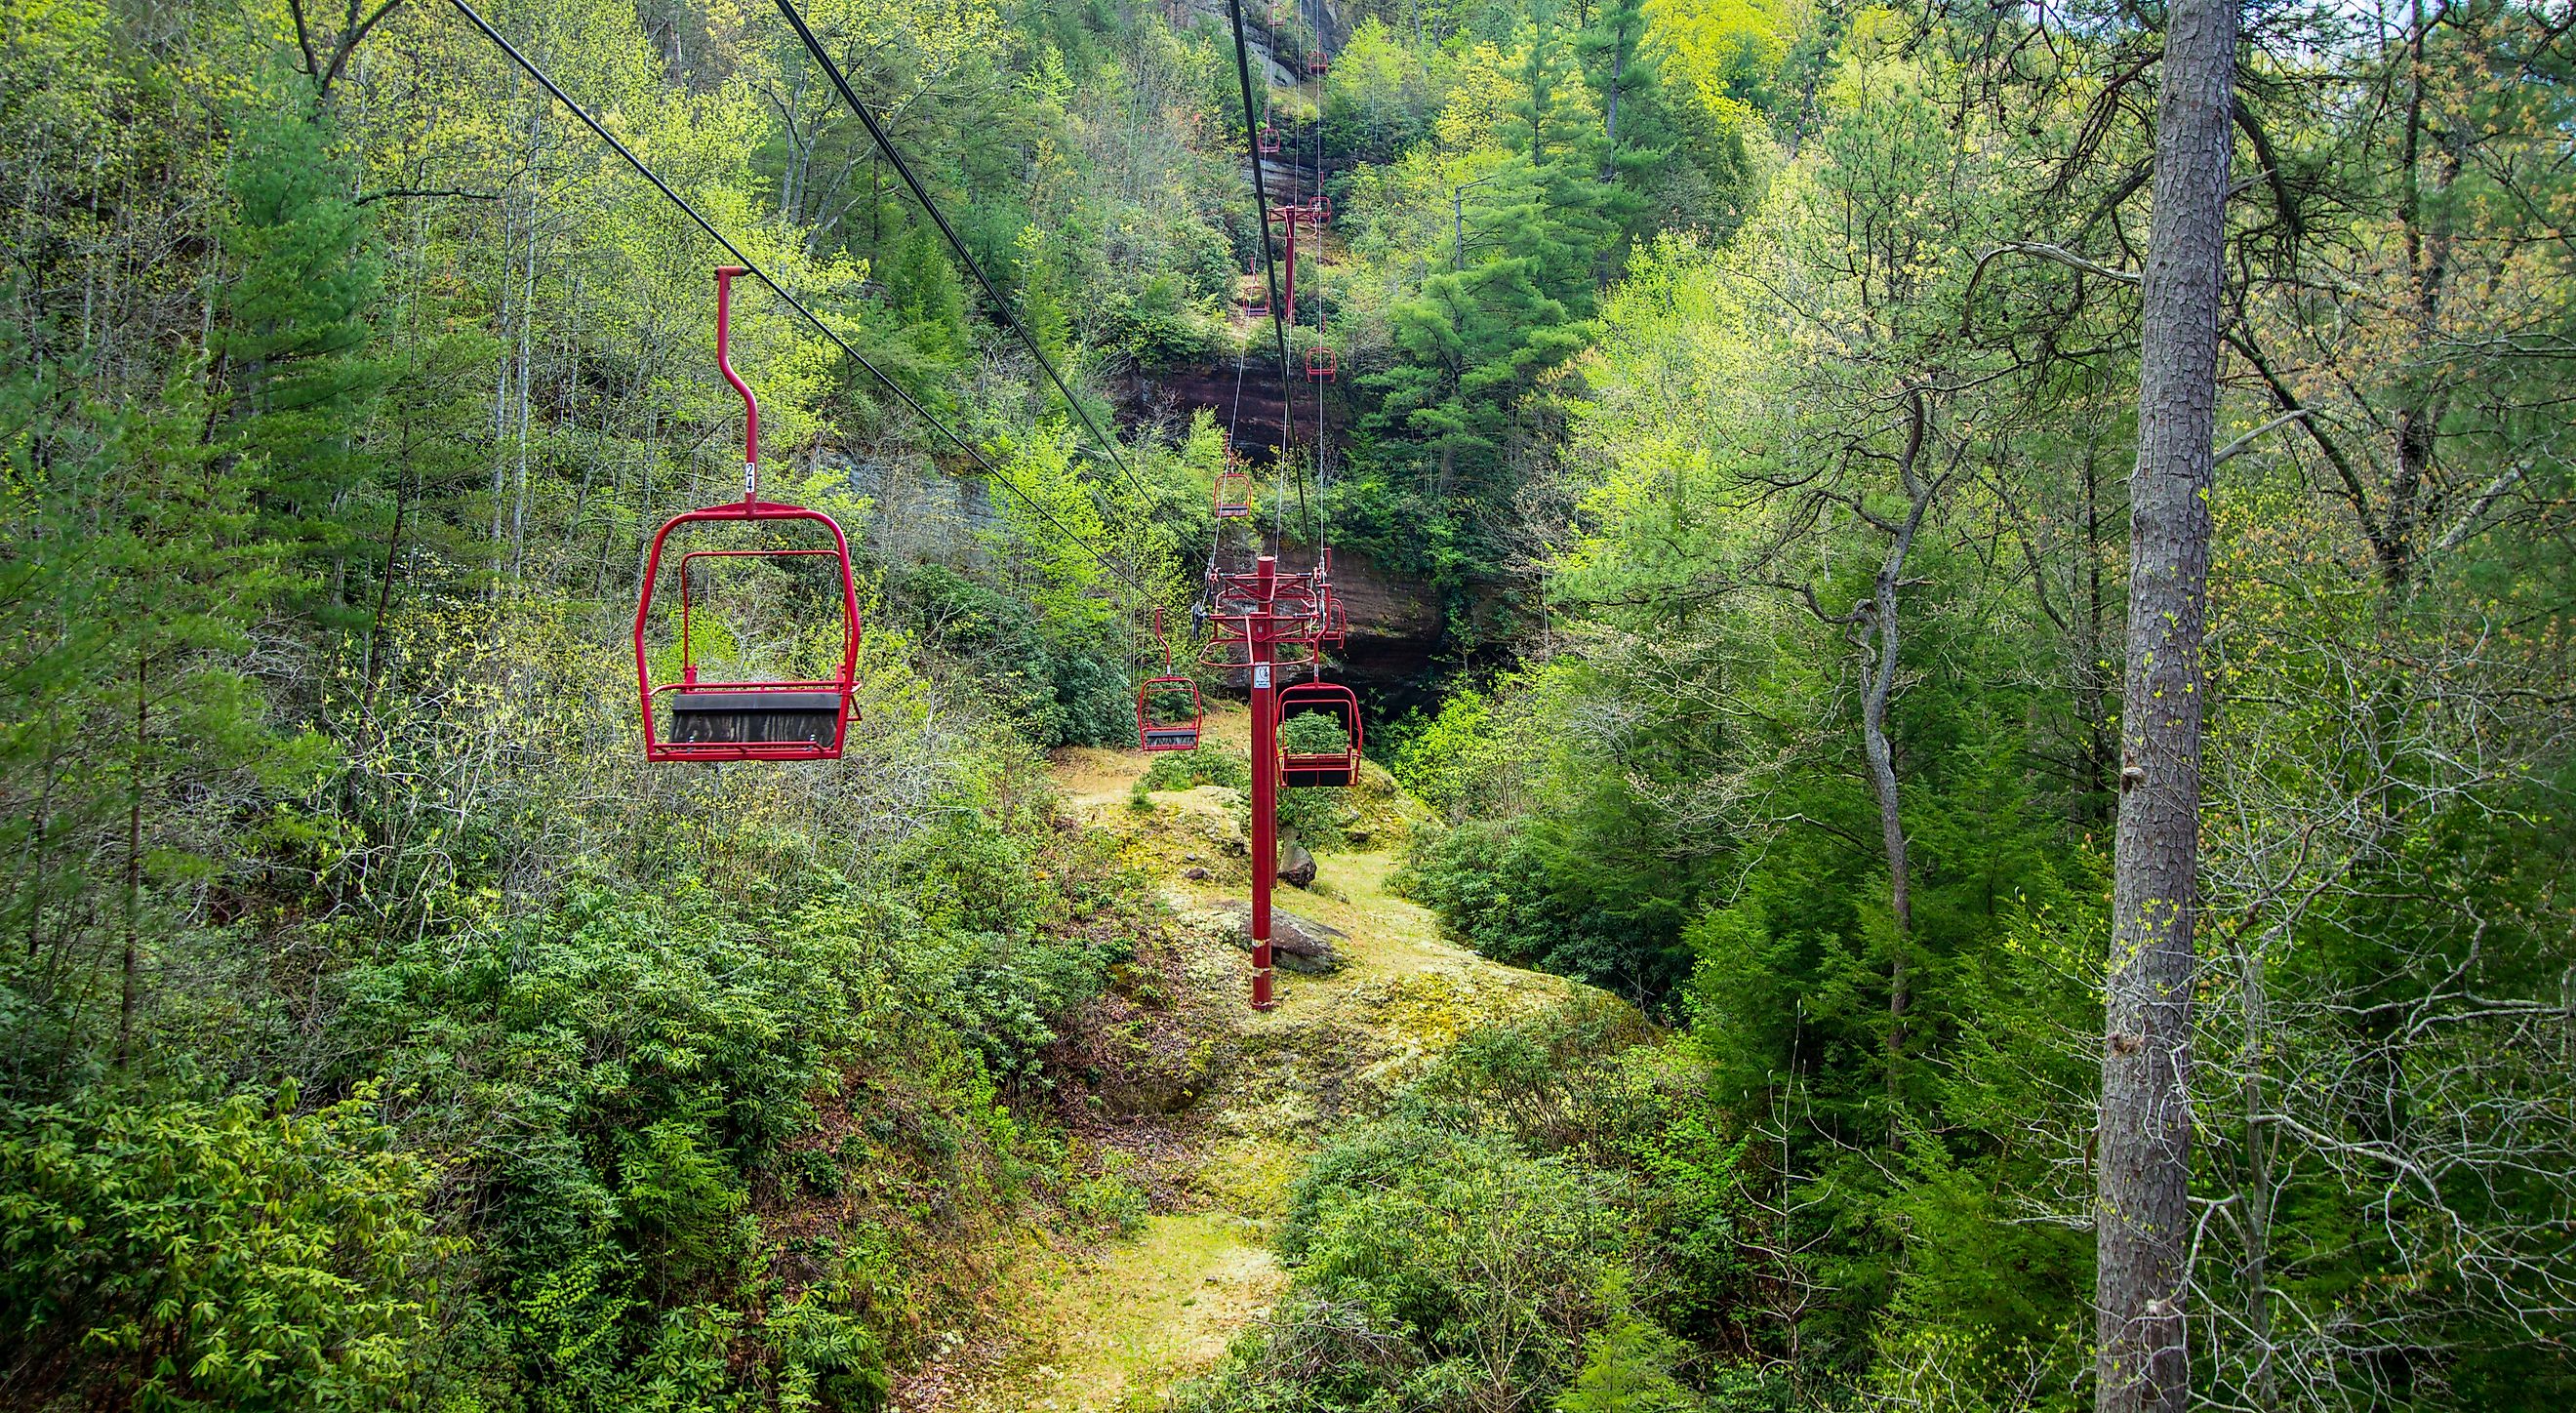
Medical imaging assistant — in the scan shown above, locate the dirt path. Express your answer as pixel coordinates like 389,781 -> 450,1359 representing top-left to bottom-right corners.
893,705 -> 1572,1412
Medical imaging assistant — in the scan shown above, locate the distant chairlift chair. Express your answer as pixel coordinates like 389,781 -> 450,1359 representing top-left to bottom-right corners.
1214,464 -> 1254,518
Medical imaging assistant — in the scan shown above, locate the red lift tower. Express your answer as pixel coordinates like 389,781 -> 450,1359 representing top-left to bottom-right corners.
1200,0 -> 1351,1010
1201,551 -> 1348,1010
1245,556 -> 1285,1010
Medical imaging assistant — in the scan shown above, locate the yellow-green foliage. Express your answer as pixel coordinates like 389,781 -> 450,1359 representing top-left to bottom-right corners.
0,1085 -> 442,1409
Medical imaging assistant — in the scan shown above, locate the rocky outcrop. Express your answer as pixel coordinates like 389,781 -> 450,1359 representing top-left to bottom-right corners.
1323,545 -> 1443,689
1172,0 -> 1345,81
1132,361 -> 1329,454
1203,899 -> 1347,974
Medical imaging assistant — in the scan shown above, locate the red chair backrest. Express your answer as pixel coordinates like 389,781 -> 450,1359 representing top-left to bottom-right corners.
1276,680 -> 1360,786
634,501 -> 860,762
1214,467 -> 1253,515
1138,675 -> 1203,752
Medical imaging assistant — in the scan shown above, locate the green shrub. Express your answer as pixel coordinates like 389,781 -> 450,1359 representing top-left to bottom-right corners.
1253,1119 -> 1625,1406
620,1120 -> 754,1290
767,1294 -> 890,1411
1382,688 -> 1500,820
320,850 -> 1114,1403
1183,1005 -> 1781,1413
1145,746 -> 1251,791
1278,711 -> 1350,756
1394,817 -> 1692,1001
0,1084 -> 440,1411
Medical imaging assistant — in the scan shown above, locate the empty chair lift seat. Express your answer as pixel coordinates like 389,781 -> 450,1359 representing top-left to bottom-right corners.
635,267 -> 861,763
1143,722 -> 1201,750
668,689 -> 845,746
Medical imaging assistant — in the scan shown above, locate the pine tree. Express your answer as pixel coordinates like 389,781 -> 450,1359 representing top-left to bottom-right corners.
0,340 -> 294,1076
1560,1276 -> 1699,1412
885,219 -> 972,368
217,108 -> 389,625
1371,253 -> 1585,502
1504,5 -> 1620,308
1013,222 -> 1071,362
1576,0 -> 1670,253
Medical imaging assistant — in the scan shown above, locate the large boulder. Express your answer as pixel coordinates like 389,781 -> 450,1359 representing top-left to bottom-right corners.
1205,901 -> 1347,975
1278,834 -> 1318,888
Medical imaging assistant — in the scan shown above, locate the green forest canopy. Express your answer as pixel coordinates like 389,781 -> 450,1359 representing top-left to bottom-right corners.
2,0 -> 2570,1408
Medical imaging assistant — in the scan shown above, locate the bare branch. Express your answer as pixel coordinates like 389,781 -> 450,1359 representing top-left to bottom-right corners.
2209,409 -> 2309,467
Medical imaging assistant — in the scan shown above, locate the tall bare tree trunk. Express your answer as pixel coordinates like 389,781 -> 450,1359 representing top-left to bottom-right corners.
1863,394 -> 1931,1134
510,185 -> 537,584
117,654 -> 144,1068
2097,0 -> 2235,1408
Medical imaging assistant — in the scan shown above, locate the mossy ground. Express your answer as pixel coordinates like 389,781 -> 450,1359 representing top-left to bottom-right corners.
889,703 -> 1581,1411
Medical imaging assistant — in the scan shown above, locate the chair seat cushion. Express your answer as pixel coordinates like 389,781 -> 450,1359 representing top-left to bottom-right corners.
672,690 -> 844,713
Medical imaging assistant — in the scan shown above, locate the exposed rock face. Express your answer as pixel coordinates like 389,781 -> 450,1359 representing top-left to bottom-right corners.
1277,835 -> 1317,888
809,450 -> 999,566
1128,362 -> 1334,454
1322,545 -> 1443,690
1173,0 -> 1345,81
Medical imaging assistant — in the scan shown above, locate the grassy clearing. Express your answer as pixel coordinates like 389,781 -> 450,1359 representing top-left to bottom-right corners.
894,719 -> 1582,1411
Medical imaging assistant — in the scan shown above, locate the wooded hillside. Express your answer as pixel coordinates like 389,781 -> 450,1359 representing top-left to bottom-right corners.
3,0 -> 2569,1409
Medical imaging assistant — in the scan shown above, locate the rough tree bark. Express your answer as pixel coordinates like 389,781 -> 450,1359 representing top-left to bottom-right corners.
2097,0 -> 2235,1409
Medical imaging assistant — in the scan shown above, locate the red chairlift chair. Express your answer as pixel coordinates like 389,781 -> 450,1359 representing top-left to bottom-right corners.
1307,55 -> 1330,76
1137,608 -> 1203,752
1276,678 -> 1361,787
1214,464 -> 1254,518
634,266 -> 861,762
1258,122 -> 1281,156
1308,551 -> 1349,644
1314,586 -> 1348,647
1307,343 -> 1337,381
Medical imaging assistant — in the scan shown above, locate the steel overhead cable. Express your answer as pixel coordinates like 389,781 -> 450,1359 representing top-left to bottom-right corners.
443,0 -> 1151,601
771,0 -> 1145,499
1223,0 -> 1301,522
1306,93 -> 1326,543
